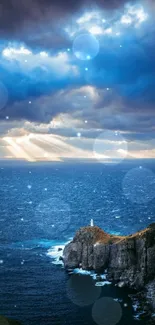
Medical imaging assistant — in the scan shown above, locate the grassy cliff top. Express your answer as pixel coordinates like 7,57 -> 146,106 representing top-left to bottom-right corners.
73,224 -> 155,245
73,226 -> 125,244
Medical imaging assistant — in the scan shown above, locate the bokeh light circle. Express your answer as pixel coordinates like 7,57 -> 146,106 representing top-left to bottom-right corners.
73,33 -> 100,60
0,315 -> 9,325
93,131 -> 128,164
0,82 -> 8,110
66,274 -> 101,306
122,167 -> 155,204
92,297 -> 122,325
35,197 -> 71,236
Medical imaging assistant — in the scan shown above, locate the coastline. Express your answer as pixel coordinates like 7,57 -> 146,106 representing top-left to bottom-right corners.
61,224 -> 155,323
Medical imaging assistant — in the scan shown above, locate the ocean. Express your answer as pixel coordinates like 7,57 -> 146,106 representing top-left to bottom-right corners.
0,160 -> 155,325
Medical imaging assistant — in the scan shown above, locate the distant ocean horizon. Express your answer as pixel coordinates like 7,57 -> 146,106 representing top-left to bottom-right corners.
1,157 -> 155,163
0,160 -> 154,325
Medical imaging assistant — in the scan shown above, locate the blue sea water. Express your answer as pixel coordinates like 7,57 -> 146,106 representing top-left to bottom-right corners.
0,160 -> 155,325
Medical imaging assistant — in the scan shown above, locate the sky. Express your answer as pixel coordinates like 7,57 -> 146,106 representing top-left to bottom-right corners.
0,0 -> 155,162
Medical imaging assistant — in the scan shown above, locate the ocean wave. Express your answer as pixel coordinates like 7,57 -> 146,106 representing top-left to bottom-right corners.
47,240 -> 70,266
112,209 -> 120,213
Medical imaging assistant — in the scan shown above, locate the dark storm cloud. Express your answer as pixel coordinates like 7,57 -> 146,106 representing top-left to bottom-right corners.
1,21 -> 155,125
0,0 -> 134,42
0,0 -> 155,142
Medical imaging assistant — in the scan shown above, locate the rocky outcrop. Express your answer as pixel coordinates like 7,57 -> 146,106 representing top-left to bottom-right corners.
63,224 -> 155,316
0,315 -> 23,324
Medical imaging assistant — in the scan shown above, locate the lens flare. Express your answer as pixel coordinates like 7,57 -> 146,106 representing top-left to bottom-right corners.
66,274 -> 101,306
92,297 -> 122,325
35,198 -> 71,236
122,167 -> 155,204
73,33 -> 100,60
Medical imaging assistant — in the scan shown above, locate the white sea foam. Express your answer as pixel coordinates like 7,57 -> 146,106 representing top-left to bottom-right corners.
114,298 -> 123,303
47,243 -> 67,266
47,245 -> 64,258
52,260 -> 63,265
132,300 -> 145,320
46,237 -> 71,266
70,268 -> 92,275
132,300 -> 140,312
95,281 -> 111,287
90,273 -> 98,280
133,311 -> 144,320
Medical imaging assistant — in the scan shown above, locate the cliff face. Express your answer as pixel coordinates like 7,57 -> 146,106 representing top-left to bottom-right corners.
63,224 -> 155,290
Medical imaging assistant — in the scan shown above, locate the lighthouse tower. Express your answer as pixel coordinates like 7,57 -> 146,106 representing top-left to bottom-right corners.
90,219 -> 94,227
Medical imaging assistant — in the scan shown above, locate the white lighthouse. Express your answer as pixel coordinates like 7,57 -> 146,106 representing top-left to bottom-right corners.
90,219 -> 94,227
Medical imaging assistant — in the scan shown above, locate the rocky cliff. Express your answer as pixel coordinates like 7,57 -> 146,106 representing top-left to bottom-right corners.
63,224 -> 155,318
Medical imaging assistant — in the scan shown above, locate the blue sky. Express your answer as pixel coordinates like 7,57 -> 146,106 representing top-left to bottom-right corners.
0,0 -> 155,161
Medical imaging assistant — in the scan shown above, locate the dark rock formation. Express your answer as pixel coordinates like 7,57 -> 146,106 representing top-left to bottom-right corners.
0,315 -> 23,324
63,224 -> 155,316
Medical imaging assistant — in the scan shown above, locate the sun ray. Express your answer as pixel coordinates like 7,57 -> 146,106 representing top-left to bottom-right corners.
3,137 -> 36,162
22,136 -> 62,161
